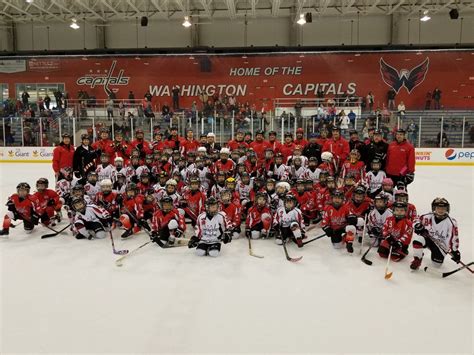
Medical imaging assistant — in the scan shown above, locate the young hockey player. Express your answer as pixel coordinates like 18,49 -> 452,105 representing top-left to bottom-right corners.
274,181 -> 291,211
71,197 -> 111,240
155,179 -> 182,208
291,179 -> 314,226
137,172 -> 153,195
187,197 -> 232,257
135,154 -> 154,180
141,190 -> 158,228
112,157 -> 127,183
84,171 -> 100,201
345,185 -> 372,243
0,183 -> 38,236
119,183 -> 145,239
245,192 -> 272,239
95,179 -> 121,220
321,190 -> 357,253
272,153 -> 290,181
272,194 -> 306,247
95,153 -> 115,182
219,189 -> 241,240
381,178 -> 395,202
181,177 -> 206,227
367,193 -> 392,246
151,196 -> 186,247
224,177 -> 241,207
55,167 -> 74,203
340,149 -> 366,183
306,157 -> 321,184
210,171 -> 227,198
365,158 -> 387,198
318,151 -> 336,177
289,157 -> 308,183
112,173 -> 127,194
410,198 -> 460,270
195,157 -> 211,193
377,202 -> 413,261
393,189 -> 417,222
213,148 -> 235,176
237,172 -> 253,213
31,178 -> 62,227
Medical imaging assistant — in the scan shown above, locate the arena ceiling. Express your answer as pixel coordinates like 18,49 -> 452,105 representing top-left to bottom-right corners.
0,0 -> 472,23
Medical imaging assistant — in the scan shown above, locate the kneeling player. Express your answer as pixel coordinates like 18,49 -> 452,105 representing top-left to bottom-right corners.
367,193 -> 392,246
188,197 -> 232,257
377,202 -> 412,261
246,192 -> 272,239
0,183 -> 38,236
273,195 -> 306,247
321,190 -> 357,253
151,196 -> 186,247
32,178 -> 62,226
71,197 -> 111,240
410,198 -> 460,270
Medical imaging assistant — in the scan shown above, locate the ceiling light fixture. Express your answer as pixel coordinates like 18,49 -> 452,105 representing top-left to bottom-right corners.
70,18 -> 80,30
182,16 -> 192,28
297,14 -> 306,25
420,10 -> 431,22
26,0 -> 34,3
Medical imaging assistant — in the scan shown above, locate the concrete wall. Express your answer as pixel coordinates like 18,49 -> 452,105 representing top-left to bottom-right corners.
1,13 -> 472,51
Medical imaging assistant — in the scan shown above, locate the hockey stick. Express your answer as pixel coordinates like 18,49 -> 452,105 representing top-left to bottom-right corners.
282,240 -> 303,262
247,235 -> 264,258
300,233 -> 326,246
109,229 -> 128,255
361,237 -> 379,266
359,214 -> 368,255
41,223 -> 71,239
384,246 -> 393,279
115,240 -> 153,267
424,261 -> 474,278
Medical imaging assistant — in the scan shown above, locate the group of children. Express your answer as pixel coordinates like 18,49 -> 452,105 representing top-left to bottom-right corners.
0,129 -> 461,269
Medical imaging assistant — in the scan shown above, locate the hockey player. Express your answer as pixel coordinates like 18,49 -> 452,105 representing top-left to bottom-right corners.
318,151 -> 336,176
274,181 -> 291,210
393,189 -> 417,222
195,157 -> 211,193
181,177 -> 206,227
155,179 -> 182,208
71,197 -> 111,240
31,178 -> 62,227
272,194 -> 306,247
137,172 -> 153,195
410,198 -> 460,270
377,202 -> 413,261
272,153 -> 290,181
55,167 -> 74,203
210,171 -> 227,198
289,157 -> 308,183
321,190 -> 357,253
244,152 -> 259,177
291,179 -> 314,226
95,153 -> 115,182
0,183 -> 38,236
261,148 -> 275,178
95,179 -> 121,219
84,171 -> 100,201
246,192 -> 272,239
119,183 -> 145,239
345,185 -> 372,243
287,145 -> 308,167
188,197 -> 232,257
237,172 -> 253,213
135,154 -> 154,180
112,157 -> 127,183
365,158 -> 387,198
213,148 -> 235,176
367,193 -> 392,246
151,196 -> 186,247
306,157 -> 321,184
142,190 -> 158,227
112,173 -> 127,194
219,189 -> 241,240
381,178 -> 395,202
125,156 -> 140,183
340,149 -> 366,183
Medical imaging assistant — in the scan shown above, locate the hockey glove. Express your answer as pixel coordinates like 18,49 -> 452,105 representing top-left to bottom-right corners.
322,226 -> 334,238
188,235 -> 199,249
414,223 -> 426,235
404,173 -> 415,185
31,211 -> 40,226
174,228 -> 184,239
150,231 -> 159,243
223,231 -> 232,244
370,226 -> 382,238
451,250 -> 461,263
138,220 -> 151,231
347,214 -> 357,226
47,199 -> 56,207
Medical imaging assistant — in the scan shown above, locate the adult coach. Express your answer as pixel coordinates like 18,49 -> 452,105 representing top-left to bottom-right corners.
52,133 -> 75,181
386,128 -> 415,186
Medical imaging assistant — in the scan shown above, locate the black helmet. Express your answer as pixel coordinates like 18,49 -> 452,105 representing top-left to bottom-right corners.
71,197 -> 86,213
431,197 -> 450,213
17,182 -> 31,191
81,133 -> 90,141
36,178 -> 49,188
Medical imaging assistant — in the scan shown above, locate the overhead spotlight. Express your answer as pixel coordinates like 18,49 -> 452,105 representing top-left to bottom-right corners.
70,18 -> 80,30
420,10 -> 431,22
182,16 -> 192,28
449,8 -> 459,19
297,13 -> 306,25
26,0 -> 34,3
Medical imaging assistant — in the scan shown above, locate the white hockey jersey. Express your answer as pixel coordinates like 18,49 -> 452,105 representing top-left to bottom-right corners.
135,165 -> 151,179
273,164 -> 290,181
111,167 -> 128,183
306,167 -> 321,183
196,167 -> 211,192
196,211 -> 230,244
96,164 -> 116,182
55,179 -> 71,198
417,213 -> 459,252
273,207 -> 305,231
237,181 -> 253,203
367,208 -> 393,235
365,170 -> 387,194
84,182 -> 100,201
289,166 -> 308,180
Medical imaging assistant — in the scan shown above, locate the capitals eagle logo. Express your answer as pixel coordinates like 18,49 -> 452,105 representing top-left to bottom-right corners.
379,57 -> 429,94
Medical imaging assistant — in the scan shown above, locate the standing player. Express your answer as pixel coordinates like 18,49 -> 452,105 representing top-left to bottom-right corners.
187,197 -> 232,257
410,198 -> 460,270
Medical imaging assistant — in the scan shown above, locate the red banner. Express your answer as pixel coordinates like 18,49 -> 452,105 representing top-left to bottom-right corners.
1,50 -> 473,109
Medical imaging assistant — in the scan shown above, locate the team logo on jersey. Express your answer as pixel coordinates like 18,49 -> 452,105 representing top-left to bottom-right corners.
445,148 -> 457,160
380,57 -> 429,93
76,60 -> 130,97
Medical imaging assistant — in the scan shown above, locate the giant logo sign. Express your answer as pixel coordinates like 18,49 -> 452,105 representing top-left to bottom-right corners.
76,60 -> 130,96
380,57 -> 429,94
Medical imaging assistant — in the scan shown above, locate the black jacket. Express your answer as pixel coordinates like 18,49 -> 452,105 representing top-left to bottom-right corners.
302,143 -> 322,163
364,140 -> 388,171
73,145 -> 101,178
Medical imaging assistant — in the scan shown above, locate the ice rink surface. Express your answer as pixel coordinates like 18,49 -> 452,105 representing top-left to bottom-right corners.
0,163 -> 472,354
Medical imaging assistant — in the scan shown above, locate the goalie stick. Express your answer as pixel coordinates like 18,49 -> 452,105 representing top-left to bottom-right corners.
424,261 -> 474,278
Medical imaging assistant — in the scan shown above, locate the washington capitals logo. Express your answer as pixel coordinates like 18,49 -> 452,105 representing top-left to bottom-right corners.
76,60 -> 130,97
380,57 -> 429,94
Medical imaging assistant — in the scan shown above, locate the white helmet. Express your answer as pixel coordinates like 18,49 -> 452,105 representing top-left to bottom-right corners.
321,151 -> 333,162
114,157 -> 124,164
165,179 -> 178,186
220,148 -> 230,155
100,179 -> 113,189
197,146 -> 207,152
276,181 -> 291,192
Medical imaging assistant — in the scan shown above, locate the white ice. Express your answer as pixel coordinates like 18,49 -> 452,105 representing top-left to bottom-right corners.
0,163 -> 472,354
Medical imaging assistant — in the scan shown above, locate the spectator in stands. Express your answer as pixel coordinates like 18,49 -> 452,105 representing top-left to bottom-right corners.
425,91 -> 432,110
407,119 -> 418,145
397,101 -> 406,118
172,86 -> 180,110
366,92 -> 375,112
44,94 -> 51,110
162,103 -> 171,121
52,133 -> 75,181
54,90 -> 63,109
37,97 -> 45,113
436,132 -> 449,147
128,91 -> 135,105
21,91 -> 30,110
338,110 -> 350,135
364,129 -> 388,171
106,98 -> 114,119
316,88 -> 324,99
322,127 -> 350,167
348,110 -> 356,128
144,90 -> 153,102
432,88 -> 442,110
386,128 -> 415,186
387,89 -> 396,110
